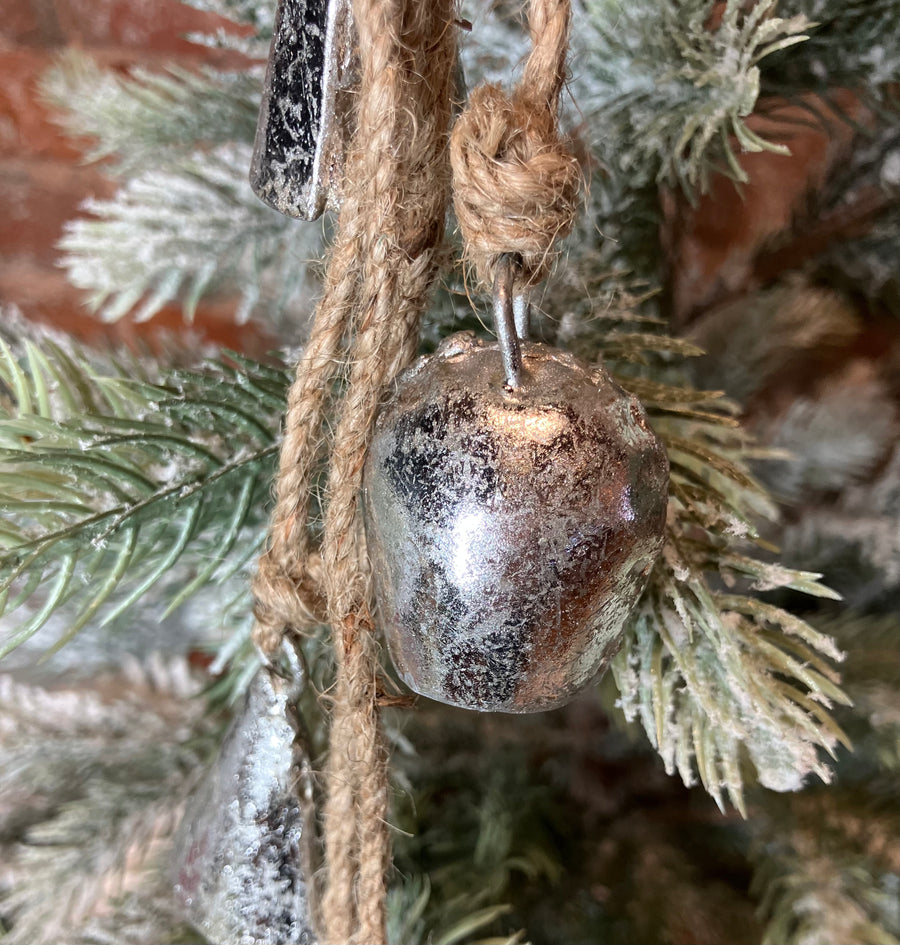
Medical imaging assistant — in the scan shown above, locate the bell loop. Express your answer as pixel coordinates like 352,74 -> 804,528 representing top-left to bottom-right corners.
492,253 -> 532,388
513,291 -> 531,342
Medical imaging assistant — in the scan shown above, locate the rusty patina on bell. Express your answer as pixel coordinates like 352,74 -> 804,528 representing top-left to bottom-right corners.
363,329 -> 669,713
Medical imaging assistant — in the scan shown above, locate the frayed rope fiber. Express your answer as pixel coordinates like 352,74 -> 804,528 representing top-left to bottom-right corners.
251,0 -> 578,941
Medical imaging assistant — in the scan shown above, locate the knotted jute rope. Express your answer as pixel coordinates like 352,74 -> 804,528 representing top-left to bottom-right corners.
251,0 -> 456,940
450,0 -> 581,289
252,0 -> 578,941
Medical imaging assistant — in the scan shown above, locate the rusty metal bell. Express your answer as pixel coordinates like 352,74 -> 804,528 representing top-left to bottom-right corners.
363,262 -> 669,713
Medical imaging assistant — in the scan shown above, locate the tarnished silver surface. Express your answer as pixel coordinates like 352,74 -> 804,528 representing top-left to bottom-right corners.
493,255 -> 524,388
513,292 -> 531,342
174,652 -> 317,944
363,332 -> 669,713
250,0 -> 356,220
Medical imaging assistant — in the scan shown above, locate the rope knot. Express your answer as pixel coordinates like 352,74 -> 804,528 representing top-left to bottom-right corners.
451,84 -> 580,287
251,551 -> 326,654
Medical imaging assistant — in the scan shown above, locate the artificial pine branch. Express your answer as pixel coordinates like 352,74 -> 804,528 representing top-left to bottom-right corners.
537,289 -> 848,809
764,0 -> 900,108
576,0 -> 810,194
824,612 -> 900,777
0,659 -> 215,945
750,788 -> 900,945
41,0 -> 823,328
3,1 -> 895,940
780,441 -> 900,611
41,54 -> 262,175
745,609 -> 900,944
0,338 -> 285,656
685,282 -> 862,404
748,120 -> 900,313
56,149 -> 320,325
42,49 -> 321,326
387,711 -> 566,945
685,280 -> 900,612
1,277 -> 852,813
754,364 -> 899,500
180,0 -> 275,57
559,0 -> 818,295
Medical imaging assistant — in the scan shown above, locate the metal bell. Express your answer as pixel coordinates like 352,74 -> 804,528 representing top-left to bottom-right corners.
250,0 -> 356,220
363,260 -> 669,713
173,645 -> 318,944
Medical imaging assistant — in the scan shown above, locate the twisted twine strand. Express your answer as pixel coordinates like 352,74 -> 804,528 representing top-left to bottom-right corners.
251,0 -> 455,939
450,0 -> 581,289
320,278 -> 429,943
319,0 -> 455,920
251,231 -> 364,650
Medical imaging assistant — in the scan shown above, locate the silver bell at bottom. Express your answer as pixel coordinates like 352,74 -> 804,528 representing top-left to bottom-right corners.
363,331 -> 669,713
173,659 -> 317,944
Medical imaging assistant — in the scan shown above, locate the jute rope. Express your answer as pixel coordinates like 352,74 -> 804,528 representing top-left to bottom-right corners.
450,0 -> 581,289
251,0 -> 456,940
252,0 -> 577,941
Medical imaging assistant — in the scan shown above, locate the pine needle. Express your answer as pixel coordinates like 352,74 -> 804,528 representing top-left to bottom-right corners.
0,339 -> 286,655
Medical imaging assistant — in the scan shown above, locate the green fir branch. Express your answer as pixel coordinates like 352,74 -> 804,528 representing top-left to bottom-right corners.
41,48 -> 321,326
0,660 -> 214,945
181,0 -> 275,57
3,787 -> 187,945
822,611 -> 900,776
751,789 -> 900,945
434,270 -> 850,812
685,282 -> 861,405
390,737 -> 561,945
577,0 -> 810,194
16,0 -> 859,837
564,310 -> 849,810
612,572 -> 848,814
41,53 -> 262,176
0,340 -> 286,657
765,0 -> 900,109
755,367 -> 900,501
181,0 -> 270,28
57,148 -> 321,325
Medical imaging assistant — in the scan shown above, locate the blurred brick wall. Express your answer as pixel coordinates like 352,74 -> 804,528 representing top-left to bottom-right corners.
0,0 -> 268,350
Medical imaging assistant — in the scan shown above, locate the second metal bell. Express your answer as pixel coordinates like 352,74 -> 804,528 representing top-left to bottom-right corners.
363,271 -> 669,712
